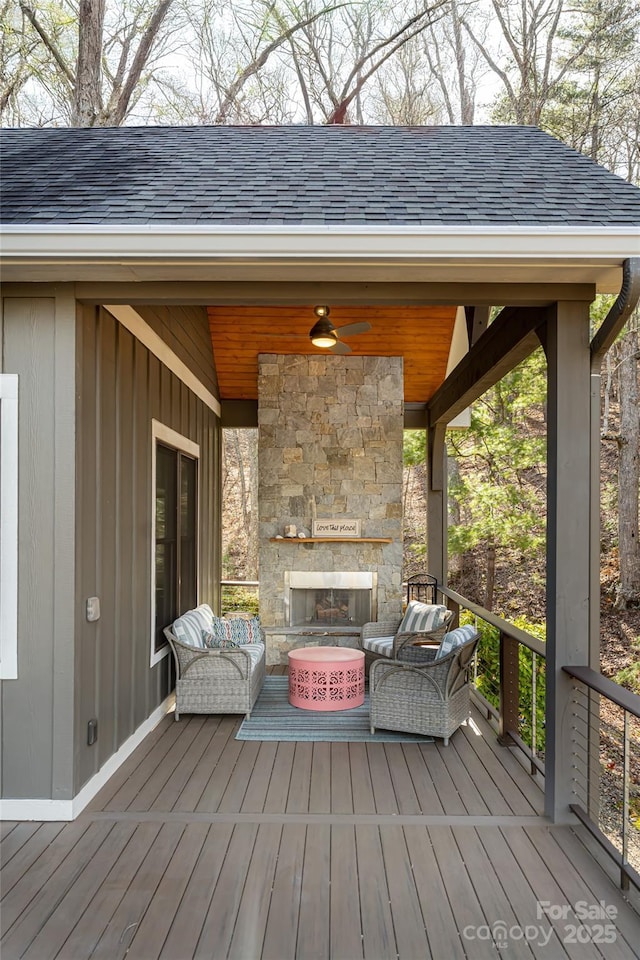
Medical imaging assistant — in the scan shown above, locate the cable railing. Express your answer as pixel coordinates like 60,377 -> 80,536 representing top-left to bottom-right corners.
438,585 -> 547,775
562,665 -> 640,891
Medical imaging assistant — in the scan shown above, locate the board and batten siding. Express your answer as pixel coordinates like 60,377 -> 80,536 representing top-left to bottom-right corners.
1,293 -> 76,801
74,304 -> 221,794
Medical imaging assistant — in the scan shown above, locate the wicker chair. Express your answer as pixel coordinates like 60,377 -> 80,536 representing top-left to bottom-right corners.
360,607 -> 454,674
369,629 -> 479,745
164,621 -> 265,721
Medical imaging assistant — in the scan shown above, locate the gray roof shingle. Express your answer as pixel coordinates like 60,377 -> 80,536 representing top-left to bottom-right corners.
1,124 -> 639,226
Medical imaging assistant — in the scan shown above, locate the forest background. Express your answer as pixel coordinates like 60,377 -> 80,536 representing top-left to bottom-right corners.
3,0 -> 639,687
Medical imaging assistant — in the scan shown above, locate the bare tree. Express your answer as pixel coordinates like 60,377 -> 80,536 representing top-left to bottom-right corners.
287,1 -> 452,123
461,0 -> 594,125
0,2 -> 41,118
11,0 -> 181,125
614,326 -> 640,608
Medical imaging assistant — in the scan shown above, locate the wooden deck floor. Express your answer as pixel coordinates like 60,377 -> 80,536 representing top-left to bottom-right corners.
2,679 -> 640,959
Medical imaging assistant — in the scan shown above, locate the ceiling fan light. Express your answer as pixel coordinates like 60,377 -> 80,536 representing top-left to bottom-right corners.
310,317 -> 337,349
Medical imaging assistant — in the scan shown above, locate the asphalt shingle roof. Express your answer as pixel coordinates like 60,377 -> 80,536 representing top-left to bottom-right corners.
1,124 -> 639,226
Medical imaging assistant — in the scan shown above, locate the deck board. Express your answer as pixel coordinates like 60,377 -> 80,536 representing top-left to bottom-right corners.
1,820 -> 116,959
0,823 -> 65,896
56,821 -> 164,960
2,690 -> 639,960
296,823 -> 331,960
158,823 -> 234,960
193,823 -> 259,960
348,743 -> 377,814
355,825 -> 396,959
403,824 -> 466,959
0,823 -> 43,867
379,825 -> 431,959
330,825 -> 364,960
20,821 -> 138,960
173,716 -> 238,811
499,826 -> 603,960
429,824 -> 498,960
227,822 -> 281,960
452,825 -> 534,959
474,824 -> 570,960
261,822 -> 306,960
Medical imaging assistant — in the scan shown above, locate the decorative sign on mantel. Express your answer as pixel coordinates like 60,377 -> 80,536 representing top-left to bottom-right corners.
312,519 -> 362,538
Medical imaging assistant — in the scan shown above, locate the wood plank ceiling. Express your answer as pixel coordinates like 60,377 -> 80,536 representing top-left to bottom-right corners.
208,305 -> 458,402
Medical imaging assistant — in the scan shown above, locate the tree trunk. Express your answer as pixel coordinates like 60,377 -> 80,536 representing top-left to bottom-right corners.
73,0 -> 105,126
485,538 -> 496,611
615,329 -> 640,608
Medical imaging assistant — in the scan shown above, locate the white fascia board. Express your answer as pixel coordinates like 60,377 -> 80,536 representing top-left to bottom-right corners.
2,224 -> 639,263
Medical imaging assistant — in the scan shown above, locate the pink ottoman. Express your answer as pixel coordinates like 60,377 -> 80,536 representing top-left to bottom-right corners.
288,646 -> 365,711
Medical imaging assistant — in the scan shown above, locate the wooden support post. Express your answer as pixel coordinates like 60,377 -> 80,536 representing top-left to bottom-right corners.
499,632 -> 519,745
427,423 -> 448,587
543,300 -> 593,823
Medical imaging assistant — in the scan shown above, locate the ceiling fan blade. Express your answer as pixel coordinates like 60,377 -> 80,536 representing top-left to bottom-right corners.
329,340 -> 352,355
335,321 -> 372,337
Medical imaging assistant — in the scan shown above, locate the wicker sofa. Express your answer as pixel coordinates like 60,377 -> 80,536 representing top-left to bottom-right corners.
369,625 -> 479,745
360,601 -> 454,673
164,604 -> 265,721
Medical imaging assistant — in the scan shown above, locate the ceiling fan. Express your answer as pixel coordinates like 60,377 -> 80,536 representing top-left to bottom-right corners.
309,305 -> 371,354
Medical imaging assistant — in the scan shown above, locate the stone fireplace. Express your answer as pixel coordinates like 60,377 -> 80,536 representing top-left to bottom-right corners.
258,354 -> 404,664
285,571 -> 377,628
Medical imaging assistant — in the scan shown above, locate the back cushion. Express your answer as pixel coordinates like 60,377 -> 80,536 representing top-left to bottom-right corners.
172,609 -> 207,648
197,604 -> 215,627
398,601 -> 449,634
435,624 -> 478,660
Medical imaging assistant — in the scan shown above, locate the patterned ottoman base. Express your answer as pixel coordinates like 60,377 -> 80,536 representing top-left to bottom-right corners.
288,646 -> 365,711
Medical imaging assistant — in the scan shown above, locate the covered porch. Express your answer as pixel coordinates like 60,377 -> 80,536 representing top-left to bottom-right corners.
2,124 -> 640,956
3,672 -> 640,959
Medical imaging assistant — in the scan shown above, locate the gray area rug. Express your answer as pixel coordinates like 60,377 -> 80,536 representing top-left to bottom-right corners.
236,675 -> 433,743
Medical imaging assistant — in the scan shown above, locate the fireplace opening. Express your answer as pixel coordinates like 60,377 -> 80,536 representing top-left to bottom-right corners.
285,571 -> 376,628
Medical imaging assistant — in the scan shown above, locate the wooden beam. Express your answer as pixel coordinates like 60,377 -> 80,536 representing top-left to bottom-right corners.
65,281 -> 596,307
221,400 -> 258,428
427,423 -> 448,585
427,306 -> 547,426
464,305 -> 491,346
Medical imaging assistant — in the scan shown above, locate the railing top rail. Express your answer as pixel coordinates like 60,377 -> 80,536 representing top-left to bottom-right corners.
221,580 -> 259,587
563,664 -> 640,719
439,585 -> 546,657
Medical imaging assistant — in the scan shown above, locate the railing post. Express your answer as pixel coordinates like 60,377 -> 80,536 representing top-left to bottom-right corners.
622,711 -> 630,891
449,598 -> 460,629
499,631 -> 519,745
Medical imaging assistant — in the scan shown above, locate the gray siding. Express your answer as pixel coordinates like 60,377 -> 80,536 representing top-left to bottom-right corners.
1,294 -> 76,800
74,305 -> 221,793
136,305 -> 218,397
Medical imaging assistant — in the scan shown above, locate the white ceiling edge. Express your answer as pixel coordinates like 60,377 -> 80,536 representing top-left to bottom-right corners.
2,223 -> 639,261
2,225 -> 637,293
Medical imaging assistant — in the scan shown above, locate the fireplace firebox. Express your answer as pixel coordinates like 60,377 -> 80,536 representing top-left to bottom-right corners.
285,571 -> 376,628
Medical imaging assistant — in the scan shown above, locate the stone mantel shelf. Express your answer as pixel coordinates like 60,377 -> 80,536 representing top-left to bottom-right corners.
269,537 -> 393,543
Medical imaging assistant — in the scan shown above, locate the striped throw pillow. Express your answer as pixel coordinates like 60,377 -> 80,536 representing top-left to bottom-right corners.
172,610 -> 207,648
398,601 -> 449,635
435,625 -> 478,660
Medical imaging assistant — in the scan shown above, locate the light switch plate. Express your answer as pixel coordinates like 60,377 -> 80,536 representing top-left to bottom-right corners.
86,597 -> 100,622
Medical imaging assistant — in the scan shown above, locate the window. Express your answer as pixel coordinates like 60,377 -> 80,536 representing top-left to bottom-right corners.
151,421 -> 199,665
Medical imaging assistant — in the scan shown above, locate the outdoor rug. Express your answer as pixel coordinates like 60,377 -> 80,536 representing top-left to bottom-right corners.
236,676 -> 433,743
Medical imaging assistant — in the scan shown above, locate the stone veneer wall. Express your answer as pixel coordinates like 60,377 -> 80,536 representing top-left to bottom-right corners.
258,354 -> 404,663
